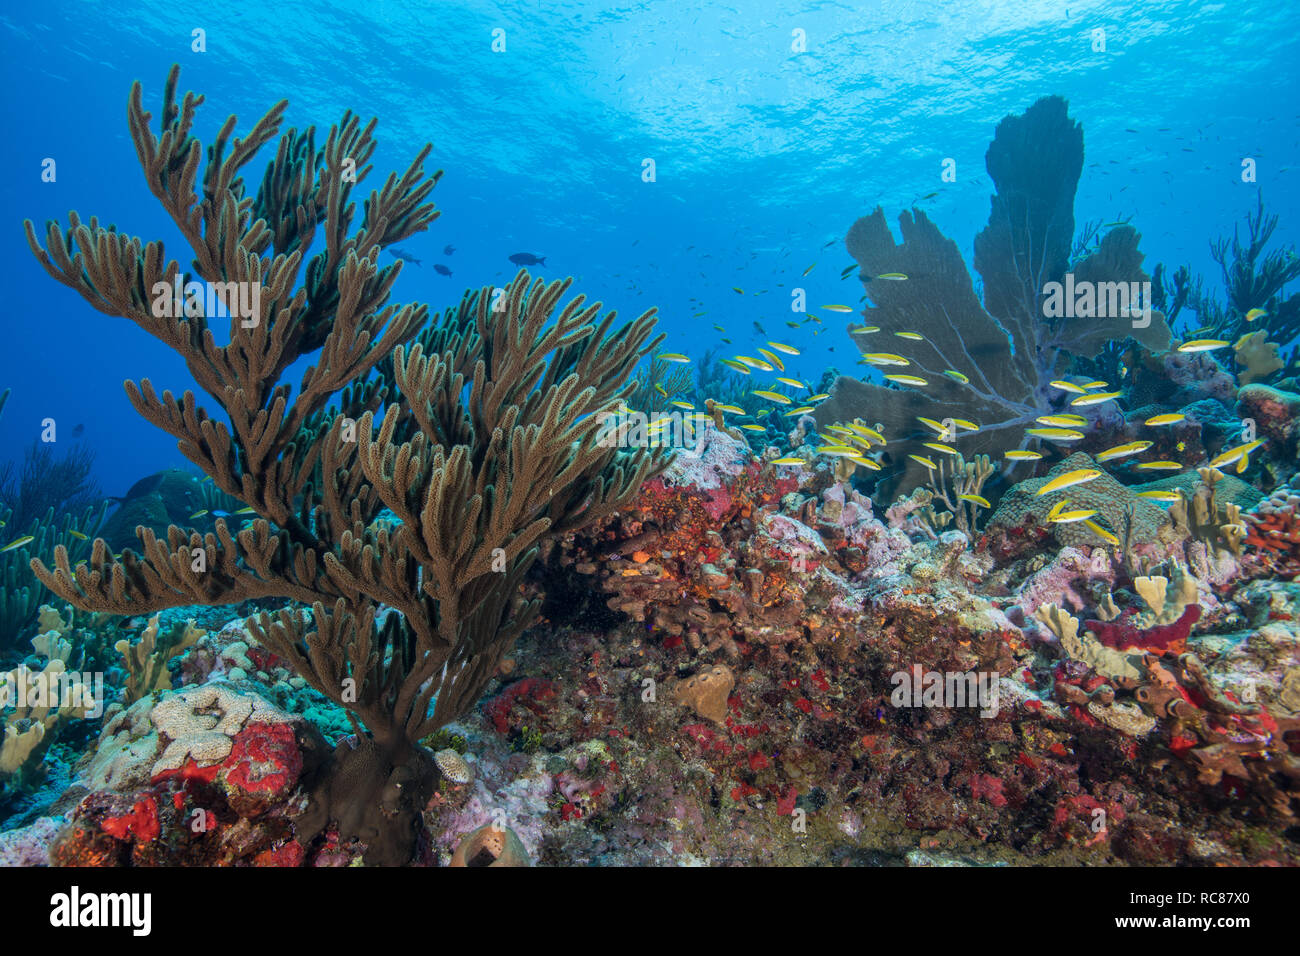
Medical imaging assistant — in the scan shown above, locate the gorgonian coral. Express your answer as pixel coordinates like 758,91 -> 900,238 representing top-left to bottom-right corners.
816,97 -> 1173,491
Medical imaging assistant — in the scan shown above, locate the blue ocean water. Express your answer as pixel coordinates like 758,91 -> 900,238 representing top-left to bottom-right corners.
1,0 -> 1296,495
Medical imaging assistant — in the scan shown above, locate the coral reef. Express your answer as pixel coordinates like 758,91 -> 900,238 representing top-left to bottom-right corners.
1245,481 -> 1300,579
51,684 -> 326,866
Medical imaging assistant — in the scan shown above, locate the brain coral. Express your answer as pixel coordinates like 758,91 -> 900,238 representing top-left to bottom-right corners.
987,452 -> 1183,552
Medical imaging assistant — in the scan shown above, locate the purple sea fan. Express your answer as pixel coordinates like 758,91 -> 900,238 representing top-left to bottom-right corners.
816,96 -> 1173,492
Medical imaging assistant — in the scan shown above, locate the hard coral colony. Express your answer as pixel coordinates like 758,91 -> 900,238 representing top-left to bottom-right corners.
2,35 -> 1299,878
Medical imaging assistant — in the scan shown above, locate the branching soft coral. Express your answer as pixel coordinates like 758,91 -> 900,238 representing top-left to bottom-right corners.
24,66 -> 666,864
1167,192 -> 1300,382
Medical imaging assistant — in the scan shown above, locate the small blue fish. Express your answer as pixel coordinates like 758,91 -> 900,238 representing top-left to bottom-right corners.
434,264 -> 452,276
509,252 -> 547,266
390,248 -> 421,266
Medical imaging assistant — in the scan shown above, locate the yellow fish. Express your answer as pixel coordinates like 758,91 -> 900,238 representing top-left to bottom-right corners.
1083,519 -> 1119,545
802,263 -> 817,277
1134,461 -> 1182,471
1245,308 -> 1267,322
1,535 -> 35,553
776,377 -> 807,389
669,401 -> 695,410
772,457 -> 806,466
1209,439 -> 1264,469
1095,440 -> 1153,462
784,406 -> 816,415
1144,413 -> 1185,426
732,287 -> 745,294
712,403 -> 744,414
943,370 -> 970,384
1049,380 -> 1087,394
1051,508 -> 1100,523
654,384 -> 668,397
806,393 -> 831,402
851,326 -> 881,334
876,273 -> 908,280
235,506 -> 257,514
1037,415 -> 1084,427
917,416 -> 946,434
1047,500 -> 1069,522
923,442 -> 957,455
1026,427 -> 1084,441
823,304 -> 854,313
894,331 -> 925,341
1136,490 -> 1182,503
817,445 -> 861,457
950,419 -> 979,431
739,424 -> 766,432
1070,391 -> 1121,407
735,356 -> 768,369
767,341 -> 801,355
1177,339 -> 1230,353
67,530 -> 88,541
852,457 -> 883,471
863,353 -> 909,366
720,359 -> 751,374
1004,450 -> 1043,461
909,454 -> 937,469
958,494 -> 991,508
1082,381 -> 1110,389
1037,468 -> 1103,496
758,348 -> 786,371
849,424 -> 886,444
189,509 -> 209,519
885,374 -> 928,386
659,353 -> 691,363
753,390 -> 793,404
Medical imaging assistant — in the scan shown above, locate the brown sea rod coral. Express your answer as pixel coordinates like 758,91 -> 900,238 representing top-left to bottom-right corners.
24,66 -> 665,864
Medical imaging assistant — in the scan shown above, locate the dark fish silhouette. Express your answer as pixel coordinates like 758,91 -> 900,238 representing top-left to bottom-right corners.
434,264 -> 452,276
443,245 -> 455,255
390,248 -> 421,266
508,253 -> 547,266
